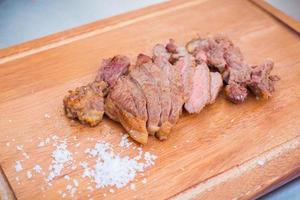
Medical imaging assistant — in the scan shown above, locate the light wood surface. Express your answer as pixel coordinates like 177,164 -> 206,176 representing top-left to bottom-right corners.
251,0 -> 300,33
0,0 -> 300,199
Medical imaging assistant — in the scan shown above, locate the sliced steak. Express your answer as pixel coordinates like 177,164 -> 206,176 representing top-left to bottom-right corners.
64,81 -> 107,126
166,39 -> 195,101
141,60 -> 172,136
153,44 -> 185,140
184,63 -> 211,113
186,35 -> 255,103
95,55 -> 130,88
130,64 -> 161,135
248,60 -> 280,99
209,72 -> 223,104
105,76 -> 148,144
136,53 -> 152,66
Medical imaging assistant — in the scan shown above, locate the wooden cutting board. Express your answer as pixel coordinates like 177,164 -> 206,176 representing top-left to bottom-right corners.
0,0 -> 300,199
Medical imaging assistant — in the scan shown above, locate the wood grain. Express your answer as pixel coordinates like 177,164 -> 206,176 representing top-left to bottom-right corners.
251,0 -> 300,33
0,0 -> 300,199
0,167 -> 15,200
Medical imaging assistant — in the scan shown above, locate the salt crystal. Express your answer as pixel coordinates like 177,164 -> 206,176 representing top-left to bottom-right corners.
144,152 -> 157,167
22,152 -> 30,159
44,114 -> 51,118
52,135 -> 59,140
257,160 -> 265,166
15,177 -> 20,182
119,134 -> 132,148
75,143 -> 80,148
8,119 -> 12,123
16,145 -> 23,151
109,189 -> 114,193
71,165 -> 77,170
6,142 -> 10,147
130,183 -> 136,190
38,141 -> 45,147
103,193 -> 107,197
87,186 -> 94,192
64,175 -> 70,180
47,143 -> 72,182
45,138 -> 50,144
62,193 -> 66,198
15,161 -> 23,172
66,184 -> 72,191
33,165 -> 42,173
142,178 -> 147,184
73,179 -> 79,187
27,171 -> 32,179
12,138 -> 15,142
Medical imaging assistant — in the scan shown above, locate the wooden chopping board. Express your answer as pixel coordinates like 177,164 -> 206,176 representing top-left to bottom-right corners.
0,0 -> 300,199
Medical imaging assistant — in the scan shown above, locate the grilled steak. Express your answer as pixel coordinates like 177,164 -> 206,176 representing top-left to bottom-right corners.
130,63 -> 162,135
153,44 -> 185,140
105,76 -> 148,144
64,34 -> 279,144
95,55 -> 130,88
184,63 -> 211,113
138,57 -> 172,137
209,72 -> 223,104
63,81 -> 107,126
186,35 -> 278,103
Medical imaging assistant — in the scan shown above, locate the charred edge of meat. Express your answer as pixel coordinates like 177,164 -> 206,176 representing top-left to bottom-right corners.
95,55 -> 130,88
136,54 -> 153,66
224,83 -> 248,104
63,81 -> 107,126
248,60 -> 280,99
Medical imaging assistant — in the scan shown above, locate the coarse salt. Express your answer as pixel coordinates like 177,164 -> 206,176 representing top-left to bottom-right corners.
15,161 -> 23,172
119,134 -> 132,148
80,142 -> 156,189
33,165 -> 42,173
47,143 -> 72,182
142,178 -> 147,184
16,145 -> 23,151
27,171 -> 32,179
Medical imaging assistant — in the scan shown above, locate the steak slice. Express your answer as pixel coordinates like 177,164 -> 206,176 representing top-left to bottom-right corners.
153,44 -> 185,140
184,63 -> 211,113
166,39 -> 195,101
63,81 -> 107,126
209,72 -> 223,104
140,59 -> 172,136
95,55 -> 130,88
105,76 -> 148,144
130,64 -> 162,135
186,35 -> 254,103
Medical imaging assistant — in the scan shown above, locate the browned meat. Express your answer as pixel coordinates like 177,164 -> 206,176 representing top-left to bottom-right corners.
63,81 -> 107,126
166,39 -> 195,101
209,72 -> 223,104
136,53 -> 152,66
153,45 -> 185,140
140,59 -> 172,137
186,35 -> 279,103
64,34 -> 279,145
225,83 -> 248,103
130,63 -> 162,135
105,76 -> 148,144
248,60 -> 280,99
184,63 -> 211,113
95,55 -> 130,88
